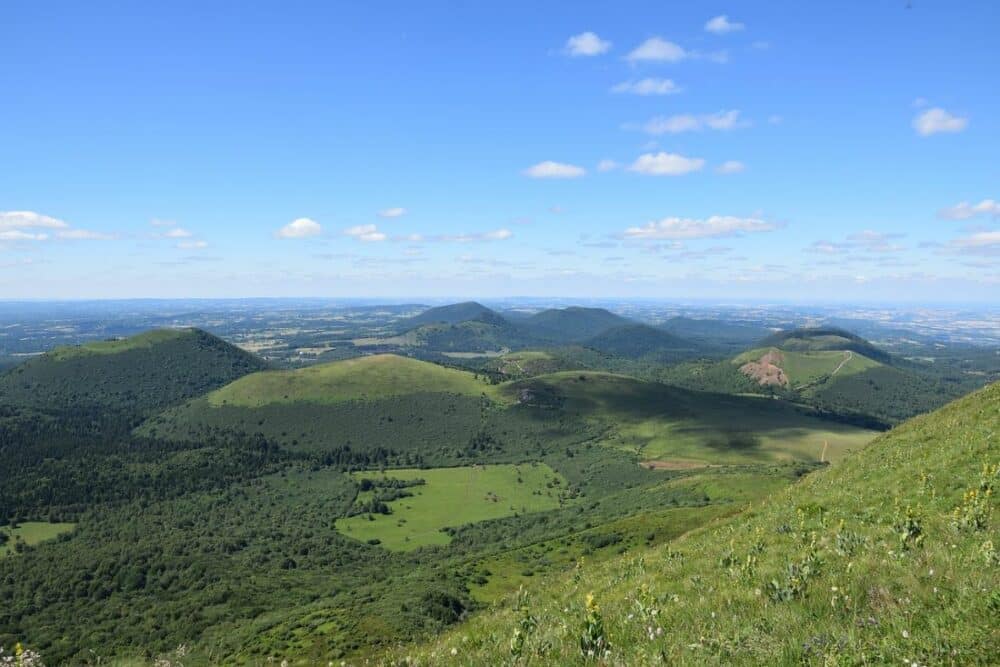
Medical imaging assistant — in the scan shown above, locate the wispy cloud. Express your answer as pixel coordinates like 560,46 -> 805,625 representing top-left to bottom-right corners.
0,211 -> 69,230
0,210 -> 114,242
624,215 -> 775,240
913,107 -> 968,136
176,240 -> 209,249
277,217 -> 323,239
523,161 -> 586,179
715,160 -> 746,174
705,15 -> 745,34
938,199 -> 999,220
949,230 -> 1000,256
57,229 -> 118,240
564,32 -> 611,56
344,224 -> 387,242
428,229 -> 513,243
377,207 -> 407,218
596,159 -> 619,172
610,78 -> 681,95
628,152 -> 705,176
639,110 -> 748,135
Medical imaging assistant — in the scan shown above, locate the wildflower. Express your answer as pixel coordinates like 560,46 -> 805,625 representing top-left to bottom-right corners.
902,630 -> 910,639
450,648 -> 458,656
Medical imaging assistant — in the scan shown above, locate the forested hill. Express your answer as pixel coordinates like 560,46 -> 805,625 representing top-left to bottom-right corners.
759,326 -> 892,363
523,307 -> 632,342
0,328 -> 265,414
398,301 -> 499,329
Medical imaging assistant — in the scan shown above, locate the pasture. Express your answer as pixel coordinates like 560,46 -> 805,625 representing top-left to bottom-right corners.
206,354 -> 506,407
337,464 -> 567,550
0,522 -> 75,556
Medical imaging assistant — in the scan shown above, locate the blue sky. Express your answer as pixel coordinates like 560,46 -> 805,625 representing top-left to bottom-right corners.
2,1 -> 998,301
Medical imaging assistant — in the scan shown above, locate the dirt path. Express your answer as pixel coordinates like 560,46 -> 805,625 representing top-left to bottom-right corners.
830,350 -> 853,377
820,440 -> 829,463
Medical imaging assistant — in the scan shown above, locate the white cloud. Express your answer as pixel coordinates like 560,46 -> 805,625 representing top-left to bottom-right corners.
624,215 -> 776,240
628,152 -> 705,176
626,37 -> 687,63
378,207 -> 407,218
565,32 -> 611,56
913,107 -> 968,136
938,199 -> 1000,220
0,211 -> 68,230
523,161 -> 586,179
705,15 -> 745,34
344,224 -> 387,242
163,227 -> 193,239
715,160 -> 746,174
176,240 -> 208,249
610,78 -> 681,95
596,159 -> 619,172
641,110 -> 747,134
149,218 -> 176,227
277,217 -> 323,239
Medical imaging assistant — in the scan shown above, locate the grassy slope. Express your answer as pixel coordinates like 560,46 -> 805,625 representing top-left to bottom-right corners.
389,381 -> 999,665
509,371 -> 875,464
735,347 -> 882,387
205,354 -> 504,407
337,464 -> 567,551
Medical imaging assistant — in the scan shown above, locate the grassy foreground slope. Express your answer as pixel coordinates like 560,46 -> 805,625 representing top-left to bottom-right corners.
390,381 -> 999,665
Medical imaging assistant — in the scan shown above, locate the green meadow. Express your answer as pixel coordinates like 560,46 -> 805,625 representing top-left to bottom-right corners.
206,354 -> 506,407
337,464 -> 567,550
0,522 -> 75,556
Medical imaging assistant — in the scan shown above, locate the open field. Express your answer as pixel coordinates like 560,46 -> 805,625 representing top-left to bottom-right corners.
48,329 -> 189,360
337,464 -> 568,550
206,354 -> 506,407
0,522 -> 75,556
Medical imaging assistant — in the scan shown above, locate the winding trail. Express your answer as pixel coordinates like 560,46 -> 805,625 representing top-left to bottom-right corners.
794,350 -> 854,391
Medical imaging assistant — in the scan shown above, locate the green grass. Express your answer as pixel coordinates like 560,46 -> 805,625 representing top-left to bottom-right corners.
336,464 -> 568,551
0,522 -> 75,556
735,347 -> 882,387
510,371 -> 876,465
206,354 -> 505,407
48,329 -> 189,360
386,381 -> 999,666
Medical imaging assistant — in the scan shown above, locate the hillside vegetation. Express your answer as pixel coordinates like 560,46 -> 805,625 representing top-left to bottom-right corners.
387,381 -> 999,665
205,354 -> 503,407
664,328 -> 960,425
0,328 -> 265,413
